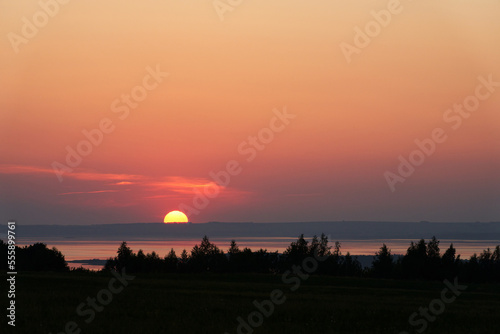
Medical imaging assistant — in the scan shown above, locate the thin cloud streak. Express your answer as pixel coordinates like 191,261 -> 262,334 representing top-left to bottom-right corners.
58,190 -> 122,196
0,164 -> 142,182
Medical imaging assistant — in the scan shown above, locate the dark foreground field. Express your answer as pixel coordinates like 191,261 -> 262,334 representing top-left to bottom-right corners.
2,271 -> 500,334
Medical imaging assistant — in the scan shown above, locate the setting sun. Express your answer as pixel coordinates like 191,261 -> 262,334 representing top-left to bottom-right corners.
163,210 -> 189,224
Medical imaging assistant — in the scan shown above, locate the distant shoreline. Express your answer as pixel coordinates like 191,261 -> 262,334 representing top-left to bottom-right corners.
4,221 -> 499,241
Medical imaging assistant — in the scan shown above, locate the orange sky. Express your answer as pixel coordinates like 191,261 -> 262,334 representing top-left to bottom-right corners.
1,0 -> 499,224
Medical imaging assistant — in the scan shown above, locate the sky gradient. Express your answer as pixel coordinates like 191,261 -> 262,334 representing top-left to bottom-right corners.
1,0 -> 499,224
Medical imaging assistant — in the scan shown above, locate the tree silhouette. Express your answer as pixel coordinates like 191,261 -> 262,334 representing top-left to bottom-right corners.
318,233 -> 331,257
190,236 -> 226,272
372,244 -> 393,278
441,243 -> 459,279
401,239 -> 428,279
308,235 -> 320,257
228,240 -> 240,255
340,252 -> 362,276
227,240 -> 242,272
475,247 -> 500,281
116,241 -> 134,271
145,251 -> 162,272
178,249 -> 189,273
164,248 -> 178,273
284,234 -> 309,264
181,249 -> 189,262
426,236 -> 441,279
464,253 -> 480,282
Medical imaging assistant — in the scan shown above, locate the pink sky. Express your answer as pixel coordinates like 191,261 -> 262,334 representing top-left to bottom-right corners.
1,0 -> 499,224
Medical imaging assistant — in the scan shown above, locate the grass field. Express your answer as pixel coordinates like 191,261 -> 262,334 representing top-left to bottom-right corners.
2,271 -> 500,334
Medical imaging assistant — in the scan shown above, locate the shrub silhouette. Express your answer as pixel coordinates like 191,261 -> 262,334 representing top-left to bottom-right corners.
0,241 -> 69,272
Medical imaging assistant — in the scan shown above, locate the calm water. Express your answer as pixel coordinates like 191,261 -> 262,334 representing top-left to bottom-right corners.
17,237 -> 500,270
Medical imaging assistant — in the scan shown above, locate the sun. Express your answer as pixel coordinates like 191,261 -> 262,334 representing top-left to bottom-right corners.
163,210 -> 189,224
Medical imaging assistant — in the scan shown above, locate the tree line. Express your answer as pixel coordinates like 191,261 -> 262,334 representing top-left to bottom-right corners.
2,236 -> 499,282
103,235 -> 500,282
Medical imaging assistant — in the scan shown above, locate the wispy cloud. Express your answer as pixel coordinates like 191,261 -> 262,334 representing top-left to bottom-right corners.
0,164 -> 142,182
70,172 -> 142,182
0,164 -> 251,201
285,193 -> 324,197
146,176 -> 224,194
0,164 -> 54,175
58,190 -> 122,196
